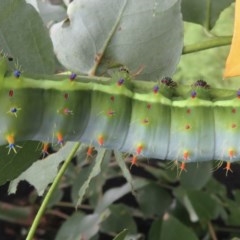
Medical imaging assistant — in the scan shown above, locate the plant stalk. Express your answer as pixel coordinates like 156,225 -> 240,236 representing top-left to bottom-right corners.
26,142 -> 80,240
182,36 -> 232,54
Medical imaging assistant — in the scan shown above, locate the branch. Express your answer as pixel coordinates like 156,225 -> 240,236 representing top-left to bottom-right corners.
182,36 -> 232,54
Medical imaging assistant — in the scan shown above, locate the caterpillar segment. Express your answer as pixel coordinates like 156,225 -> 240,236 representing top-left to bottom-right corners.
1,55 -> 240,169
80,70 -> 132,150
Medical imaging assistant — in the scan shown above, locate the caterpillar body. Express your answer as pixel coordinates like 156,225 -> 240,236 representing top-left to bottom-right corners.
0,56 -> 239,164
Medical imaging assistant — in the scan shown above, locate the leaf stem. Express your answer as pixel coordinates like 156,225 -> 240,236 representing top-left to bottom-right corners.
182,36 -> 232,54
26,142 -> 80,240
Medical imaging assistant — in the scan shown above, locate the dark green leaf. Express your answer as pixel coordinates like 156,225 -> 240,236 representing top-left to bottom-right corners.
148,218 -> 163,240
187,190 -> 219,222
181,0 -> 233,29
180,162 -> 212,190
0,0 -> 55,74
160,214 -> 198,240
136,182 -> 172,217
113,229 -> 128,240
0,141 -> 41,186
100,204 -> 137,235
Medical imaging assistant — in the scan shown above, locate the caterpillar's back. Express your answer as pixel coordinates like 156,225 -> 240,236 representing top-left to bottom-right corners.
0,55 -> 239,165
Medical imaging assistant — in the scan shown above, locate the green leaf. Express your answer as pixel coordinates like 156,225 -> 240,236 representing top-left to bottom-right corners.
179,162 -> 212,190
100,204 -> 137,235
0,141 -> 41,186
50,0 -> 183,80
55,212 -> 101,240
77,148 -> 106,207
160,214 -> 198,240
136,182 -> 172,218
181,0 -> 233,29
0,0 -> 55,74
95,178 -> 150,213
0,201 -> 30,223
113,229 -> 128,240
148,219 -> 163,240
8,142 -> 78,195
46,187 -> 63,208
114,151 -> 135,194
187,190 -> 219,222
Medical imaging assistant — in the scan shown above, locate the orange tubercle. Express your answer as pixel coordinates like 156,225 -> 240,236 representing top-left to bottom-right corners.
130,155 -> 138,169
183,150 -> 190,161
136,144 -> 144,155
42,143 -> 49,157
6,134 -> 15,144
98,135 -> 104,146
142,118 -> 150,125
42,143 -> 49,152
179,161 -> 187,173
87,146 -> 94,157
106,109 -> 115,117
223,161 -> 233,176
228,148 -> 236,159
57,132 -> 64,146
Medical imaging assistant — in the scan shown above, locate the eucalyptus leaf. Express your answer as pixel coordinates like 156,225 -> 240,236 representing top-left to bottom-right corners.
76,149 -> 106,207
8,142 -> 78,195
50,0 -> 183,80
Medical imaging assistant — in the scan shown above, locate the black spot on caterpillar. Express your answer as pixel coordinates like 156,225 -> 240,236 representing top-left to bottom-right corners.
0,55 -> 239,170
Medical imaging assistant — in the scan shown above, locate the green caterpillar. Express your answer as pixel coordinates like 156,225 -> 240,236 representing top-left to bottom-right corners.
0,55 -> 239,170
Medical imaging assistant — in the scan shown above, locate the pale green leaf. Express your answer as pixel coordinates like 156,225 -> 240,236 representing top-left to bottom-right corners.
36,1 -> 66,25
114,151 -> 135,194
50,0 -> 183,80
55,212 -> 101,240
77,148 -> 106,207
95,178 -> 150,213
8,142 -> 78,195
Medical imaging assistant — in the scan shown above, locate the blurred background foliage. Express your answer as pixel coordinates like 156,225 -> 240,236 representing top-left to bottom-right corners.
0,0 -> 240,240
